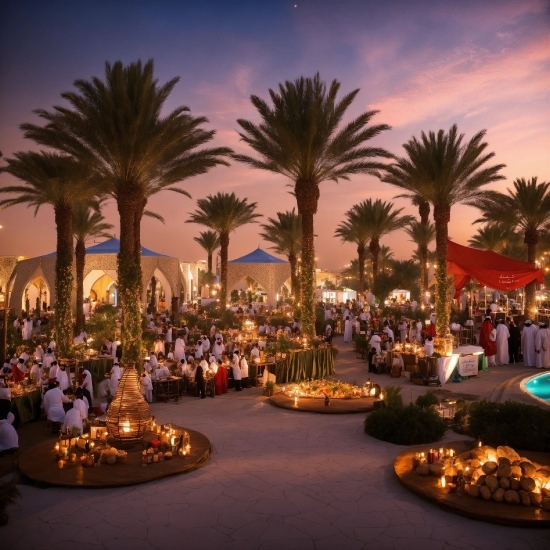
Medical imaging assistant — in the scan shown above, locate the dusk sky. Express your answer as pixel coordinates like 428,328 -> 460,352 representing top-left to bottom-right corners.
0,0 -> 549,271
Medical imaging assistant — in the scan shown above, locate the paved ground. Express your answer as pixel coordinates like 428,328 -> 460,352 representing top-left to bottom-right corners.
3,338 -> 550,550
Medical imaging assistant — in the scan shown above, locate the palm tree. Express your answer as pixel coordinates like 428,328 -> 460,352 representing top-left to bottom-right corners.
405,220 -> 435,293
390,259 -> 421,292
260,209 -> 302,299
72,202 -> 114,333
382,125 -> 505,337
378,246 -> 394,274
468,222 -> 525,260
234,73 -> 392,338
193,231 -> 220,277
0,152 -> 94,354
351,199 -> 413,282
468,177 -> 550,318
187,192 -> 261,307
21,60 -> 232,361
335,210 -> 370,294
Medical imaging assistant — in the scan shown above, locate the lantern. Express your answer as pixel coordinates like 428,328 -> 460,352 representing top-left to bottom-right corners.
106,361 -> 152,442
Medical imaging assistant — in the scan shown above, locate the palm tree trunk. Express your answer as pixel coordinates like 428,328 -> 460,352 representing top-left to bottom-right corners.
54,203 -> 74,356
117,191 -> 145,362
295,183 -> 320,339
419,200 -> 430,226
433,204 -> 451,338
75,237 -> 86,334
421,244 -> 428,294
288,252 -> 299,301
369,239 -> 381,282
219,231 -> 229,308
207,252 -> 213,275
357,243 -> 365,294
525,230 -> 538,319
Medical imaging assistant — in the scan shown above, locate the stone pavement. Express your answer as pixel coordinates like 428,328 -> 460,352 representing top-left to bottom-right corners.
3,337 -> 549,550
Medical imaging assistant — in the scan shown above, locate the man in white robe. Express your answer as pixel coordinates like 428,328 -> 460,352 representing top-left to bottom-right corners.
107,371 -> 119,397
56,364 -> 71,392
62,405 -> 83,435
23,317 -> 33,340
495,320 -> 510,365
42,349 -> 55,371
149,353 -> 158,370
0,419 -> 18,453
343,316 -> 353,343
35,345 -> 44,362
43,384 -> 70,422
194,339 -> 204,360
535,323 -> 550,369
521,320 -> 538,367
48,360 -> 59,381
30,360 -> 42,382
369,333 -> 382,354
140,372 -> 153,403
174,337 -> 186,362
213,339 -> 224,362
111,362 -> 123,381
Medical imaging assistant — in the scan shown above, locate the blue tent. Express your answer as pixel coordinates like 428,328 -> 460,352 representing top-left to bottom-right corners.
45,238 -> 166,258
229,248 -> 287,264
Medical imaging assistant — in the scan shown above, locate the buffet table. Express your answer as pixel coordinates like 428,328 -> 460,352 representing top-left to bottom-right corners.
437,345 -> 487,384
11,387 -> 42,426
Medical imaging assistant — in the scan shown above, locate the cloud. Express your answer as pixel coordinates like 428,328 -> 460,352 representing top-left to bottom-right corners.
368,35 -> 550,128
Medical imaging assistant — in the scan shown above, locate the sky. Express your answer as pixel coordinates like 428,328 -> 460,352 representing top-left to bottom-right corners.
0,0 -> 549,271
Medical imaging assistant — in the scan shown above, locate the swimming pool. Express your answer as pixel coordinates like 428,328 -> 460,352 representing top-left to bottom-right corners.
524,372 -> 550,405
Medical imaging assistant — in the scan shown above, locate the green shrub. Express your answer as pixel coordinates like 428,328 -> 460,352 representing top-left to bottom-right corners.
365,404 -> 447,445
86,304 -> 118,350
384,385 -> 403,409
416,391 -> 440,409
466,400 -> 550,452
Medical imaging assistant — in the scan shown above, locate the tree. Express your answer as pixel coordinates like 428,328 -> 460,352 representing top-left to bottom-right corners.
260,209 -> 302,300
0,152 -> 93,354
468,222 -> 525,260
193,230 -> 220,277
390,259 -> 421,297
335,210 -> 370,294
351,199 -> 413,283
383,125 -> 505,337
21,59 -> 232,361
468,177 -> 550,318
378,246 -> 394,274
405,220 -> 435,293
72,201 -> 114,333
234,73 -> 392,338
187,192 -> 261,307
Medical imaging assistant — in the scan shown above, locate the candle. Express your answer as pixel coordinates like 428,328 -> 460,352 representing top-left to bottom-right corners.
477,440 -> 482,448
449,449 -> 455,458
55,442 -> 60,452
58,460 -> 65,469
294,396 -> 298,406
438,447 -> 444,459
440,476 -> 446,488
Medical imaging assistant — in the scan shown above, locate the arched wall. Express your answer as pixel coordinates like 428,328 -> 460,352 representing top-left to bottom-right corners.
227,262 -> 291,307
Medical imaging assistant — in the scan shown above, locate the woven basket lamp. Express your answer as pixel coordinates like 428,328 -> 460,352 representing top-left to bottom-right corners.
105,361 -> 152,442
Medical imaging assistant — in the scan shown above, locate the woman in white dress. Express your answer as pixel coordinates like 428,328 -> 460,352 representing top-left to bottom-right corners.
343,316 -> 353,343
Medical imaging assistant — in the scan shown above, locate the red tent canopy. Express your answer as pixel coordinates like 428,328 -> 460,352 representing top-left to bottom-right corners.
447,240 -> 544,299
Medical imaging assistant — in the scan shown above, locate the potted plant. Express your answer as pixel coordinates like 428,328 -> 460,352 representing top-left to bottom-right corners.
0,477 -> 22,526
264,380 -> 275,397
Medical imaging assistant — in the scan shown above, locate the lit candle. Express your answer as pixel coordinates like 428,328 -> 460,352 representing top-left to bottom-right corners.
122,420 -> 131,434
477,440 -> 482,448
438,447 -> 444,459
294,396 -> 298,406
449,449 -> 455,458
55,442 -> 60,452
58,460 -> 65,469
440,476 -> 446,488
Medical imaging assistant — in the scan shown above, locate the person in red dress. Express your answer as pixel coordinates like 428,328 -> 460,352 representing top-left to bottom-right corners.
214,362 -> 228,395
479,316 -> 497,364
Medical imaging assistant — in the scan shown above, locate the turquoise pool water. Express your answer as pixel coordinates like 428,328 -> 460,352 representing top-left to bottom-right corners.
525,372 -> 550,404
